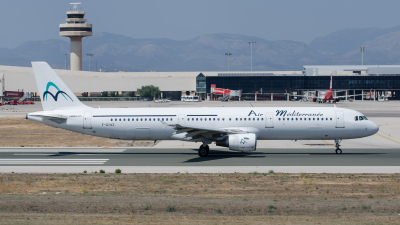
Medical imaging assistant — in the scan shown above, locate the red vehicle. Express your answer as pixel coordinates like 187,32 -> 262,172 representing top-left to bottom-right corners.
9,100 -> 27,105
0,102 -> 3,106
25,101 -> 35,104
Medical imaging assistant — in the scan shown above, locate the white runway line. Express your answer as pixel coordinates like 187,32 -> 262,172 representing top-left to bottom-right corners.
1,159 -> 109,160
0,159 -> 109,165
0,162 -> 107,164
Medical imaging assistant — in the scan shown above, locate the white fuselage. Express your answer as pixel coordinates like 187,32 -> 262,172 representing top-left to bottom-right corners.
28,107 -> 379,142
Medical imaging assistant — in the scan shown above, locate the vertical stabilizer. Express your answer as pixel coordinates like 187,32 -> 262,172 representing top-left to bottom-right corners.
329,72 -> 333,92
31,62 -> 89,111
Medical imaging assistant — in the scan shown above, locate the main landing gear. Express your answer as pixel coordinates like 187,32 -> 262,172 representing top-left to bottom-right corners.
198,145 -> 210,157
335,139 -> 342,154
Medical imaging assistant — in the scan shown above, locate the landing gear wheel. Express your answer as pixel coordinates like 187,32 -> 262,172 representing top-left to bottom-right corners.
198,145 -> 209,157
335,149 -> 342,154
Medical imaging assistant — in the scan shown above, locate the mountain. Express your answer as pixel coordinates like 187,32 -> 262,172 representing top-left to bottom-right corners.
1,26 -> 400,72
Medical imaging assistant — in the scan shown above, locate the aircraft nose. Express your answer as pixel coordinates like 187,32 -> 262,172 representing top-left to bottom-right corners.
369,121 -> 379,135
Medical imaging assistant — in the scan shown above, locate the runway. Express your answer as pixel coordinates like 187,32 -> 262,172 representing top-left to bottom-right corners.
0,148 -> 399,173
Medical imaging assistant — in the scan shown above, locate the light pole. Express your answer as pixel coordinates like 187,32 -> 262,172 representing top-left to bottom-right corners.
248,42 -> 256,71
64,54 -> 67,70
360,47 -> 365,65
86,53 -> 93,71
225,53 -> 232,71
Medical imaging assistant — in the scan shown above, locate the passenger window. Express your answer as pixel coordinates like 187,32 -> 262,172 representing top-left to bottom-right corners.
257,118 -> 259,121
217,118 -> 220,121
300,118 -> 302,121
236,118 -> 238,121
355,116 -> 358,121
140,118 -> 143,121
222,118 -> 225,121
200,118 -> 202,121
330,118 -> 332,120
317,118 -> 319,121
313,118 -> 315,121
308,118 -> 311,121
240,118 -> 242,121
196,118 -> 198,121
170,118 -> 173,121
229,118 -> 231,121
261,118 -> 264,121
321,118 -> 324,121
145,118 -> 147,121
244,118 -> 246,121
192,118 -> 194,121
136,118 -> 138,121
111,118 -> 113,121
162,118 -> 164,121
253,118 -> 255,121
209,118 -> 211,121
279,118 -> 281,121
213,118 -> 216,121
119,118 -> 121,121
187,118 -> 189,121
128,118 -> 130,121
291,118 -> 294,121
123,118 -> 125,121
296,118 -> 298,121
283,118 -> 285,121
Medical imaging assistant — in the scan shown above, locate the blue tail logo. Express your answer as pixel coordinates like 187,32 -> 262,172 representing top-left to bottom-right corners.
240,139 -> 247,144
43,82 -> 73,101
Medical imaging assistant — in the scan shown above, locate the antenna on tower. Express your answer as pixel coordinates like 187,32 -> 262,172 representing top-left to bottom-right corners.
70,3 -> 82,11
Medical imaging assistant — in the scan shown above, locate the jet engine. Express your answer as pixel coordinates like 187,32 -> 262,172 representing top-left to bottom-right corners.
216,133 -> 257,151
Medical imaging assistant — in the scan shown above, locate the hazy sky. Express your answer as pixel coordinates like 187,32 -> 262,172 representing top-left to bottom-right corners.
1,0 -> 400,48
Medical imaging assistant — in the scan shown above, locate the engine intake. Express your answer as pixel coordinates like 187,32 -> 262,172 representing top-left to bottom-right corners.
216,133 -> 257,151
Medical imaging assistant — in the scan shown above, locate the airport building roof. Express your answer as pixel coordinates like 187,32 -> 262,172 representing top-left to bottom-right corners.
0,65 -> 300,93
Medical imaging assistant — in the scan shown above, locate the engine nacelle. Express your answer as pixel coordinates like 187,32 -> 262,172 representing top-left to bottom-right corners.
216,133 -> 257,152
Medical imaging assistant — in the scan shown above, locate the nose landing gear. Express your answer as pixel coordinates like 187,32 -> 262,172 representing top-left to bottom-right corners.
335,139 -> 342,154
198,145 -> 210,157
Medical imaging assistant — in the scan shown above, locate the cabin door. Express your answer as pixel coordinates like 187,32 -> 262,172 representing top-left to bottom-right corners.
265,112 -> 274,128
335,111 -> 345,128
178,114 -> 186,126
83,112 -> 92,129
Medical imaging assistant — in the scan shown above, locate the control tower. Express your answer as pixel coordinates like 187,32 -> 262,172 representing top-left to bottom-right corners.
59,3 -> 92,71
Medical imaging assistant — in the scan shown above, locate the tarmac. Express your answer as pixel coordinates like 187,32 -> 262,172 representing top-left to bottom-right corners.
0,100 -> 399,173
0,147 -> 399,173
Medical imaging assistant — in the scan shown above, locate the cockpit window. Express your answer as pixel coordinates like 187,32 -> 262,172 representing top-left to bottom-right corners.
355,116 -> 368,121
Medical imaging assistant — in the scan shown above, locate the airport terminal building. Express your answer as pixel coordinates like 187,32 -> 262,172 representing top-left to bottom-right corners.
1,64 -> 400,101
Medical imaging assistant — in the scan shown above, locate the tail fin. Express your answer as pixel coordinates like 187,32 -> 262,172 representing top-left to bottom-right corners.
32,62 -> 89,111
329,72 -> 333,92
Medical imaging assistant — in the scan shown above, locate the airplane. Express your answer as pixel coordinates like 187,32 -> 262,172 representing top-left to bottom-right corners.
291,73 -> 365,103
27,62 -> 379,156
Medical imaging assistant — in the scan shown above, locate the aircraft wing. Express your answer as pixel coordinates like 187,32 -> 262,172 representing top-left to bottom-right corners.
166,123 -> 247,142
334,94 -> 366,98
168,124 -> 246,134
